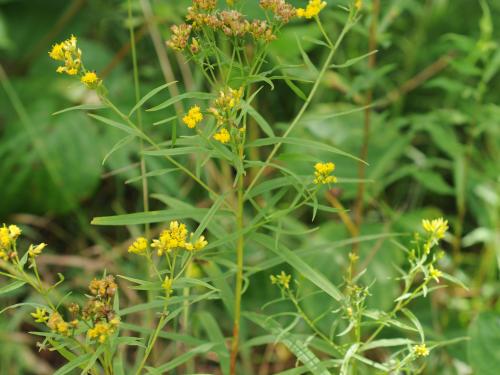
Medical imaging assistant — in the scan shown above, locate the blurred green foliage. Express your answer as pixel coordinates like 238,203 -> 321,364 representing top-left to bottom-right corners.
1,0 -> 499,373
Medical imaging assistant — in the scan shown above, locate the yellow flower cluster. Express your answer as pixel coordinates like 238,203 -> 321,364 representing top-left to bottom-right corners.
89,275 -> 118,299
49,35 -> 82,76
413,343 -> 430,357
213,128 -> 230,144
87,318 -> 120,344
0,224 -> 21,261
428,264 -> 442,283
49,35 -> 101,89
162,275 -> 174,295
214,87 -> 244,111
147,221 -> 207,256
270,271 -> 292,289
128,237 -> 148,255
182,105 -> 204,128
355,0 -> 362,10
296,0 -> 327,19
47,312 -> 71,336
80,71 -> 100,89
422,218 -> 448,240
31,308 -> 49,323
313,162 -> 337,185
208,87 -> 244,144
28,243 -> 47,258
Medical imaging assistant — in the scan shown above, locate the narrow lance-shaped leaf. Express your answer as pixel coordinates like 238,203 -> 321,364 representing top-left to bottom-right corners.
128,81 -> 177,117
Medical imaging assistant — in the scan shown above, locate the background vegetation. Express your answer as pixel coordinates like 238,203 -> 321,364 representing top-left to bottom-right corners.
0,0 -> 499,373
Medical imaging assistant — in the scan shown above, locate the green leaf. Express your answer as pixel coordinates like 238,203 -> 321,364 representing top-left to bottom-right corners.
91,208 -> 230,226
192,193 -> 227,241
129,81 -> 177,117
413,170 -> 454,195
340,344 -> 358,375
284,78 -> 308,101
0,280 -> 25,295
246,137 -> 367,164
360,338 -> 412,352
146,343 -> 215,374
244,104 -> 275,138
468,312 -> 500,375
401,308 -> 425,342
246,312 -> 331,375
102,135 -> 136,165
253,234 -> 343,301
125,168 -> 179,184
147,92 -> 214,112
88,114 -> 143,138
330,50 -> 378,69
143,146 -> 213,157
52,103 -> 105,116
197,312 -> 230,375
53,353 -> 93,375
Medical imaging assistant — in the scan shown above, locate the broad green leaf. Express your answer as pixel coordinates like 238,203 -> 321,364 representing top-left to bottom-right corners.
468,312 -> 500,375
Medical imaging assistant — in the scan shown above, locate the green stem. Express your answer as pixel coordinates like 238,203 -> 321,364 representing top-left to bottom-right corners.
244,16 -> 354,198
229,167 -> 245,375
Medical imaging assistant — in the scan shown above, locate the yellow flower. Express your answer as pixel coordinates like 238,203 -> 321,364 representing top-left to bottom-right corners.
0,224 -> 21,252
270,271 -> 292,289
81,71 -> 101,89
28,243 -> 47,257
414,343 -> 430,357
185,234 -> 208,251
49,43 -> 65,61
128,237 -> 148,255
31,308 -> 49,323
47,312 -> 71,336
213,128 -> 230,144
87,321 -> 117,343
422,218 -> 448,240
429,265 -> 442,283
8,225 -> 21,239
348,252 -> 359,263
151,221 -> 189,255
296,0 -> 327,19
162,275 -> 174,295
182,105 -> 204,128
355,0 -> 362,10
313,162 -> 337,185
49,35 -> 82,76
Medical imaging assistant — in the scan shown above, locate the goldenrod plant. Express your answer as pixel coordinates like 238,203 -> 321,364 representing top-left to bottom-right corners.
0,0 -> 483,374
